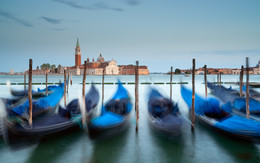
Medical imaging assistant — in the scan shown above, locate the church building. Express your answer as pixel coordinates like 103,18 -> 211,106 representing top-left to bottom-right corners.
65,39 -> 119,75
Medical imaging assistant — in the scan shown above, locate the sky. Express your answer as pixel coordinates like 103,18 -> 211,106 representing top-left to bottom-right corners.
0,0 -> 260,73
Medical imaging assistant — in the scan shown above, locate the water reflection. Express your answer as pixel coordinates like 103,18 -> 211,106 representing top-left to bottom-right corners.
198,123 -> 260,162
149,123 -> 184,163
26,130 -> 82,163
90,127 -> 129,163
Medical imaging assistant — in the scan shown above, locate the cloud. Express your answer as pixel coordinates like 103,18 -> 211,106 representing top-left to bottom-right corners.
52,0 -> 124,12
41,16 -> 62,24
0,10 -> 33,27
52,0 -> 86,9
125,0 -> 142,6
93,2 -> 124,12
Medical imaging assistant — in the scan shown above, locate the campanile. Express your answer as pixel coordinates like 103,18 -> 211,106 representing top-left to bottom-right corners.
75,38 -> 81,67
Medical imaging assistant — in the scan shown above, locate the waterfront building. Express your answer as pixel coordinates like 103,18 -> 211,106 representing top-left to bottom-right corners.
50,38 -> 149,75
253,60 -> 260,74
232,69 -> 241,74
118,65 -> 149,75
65,39 -> 119,75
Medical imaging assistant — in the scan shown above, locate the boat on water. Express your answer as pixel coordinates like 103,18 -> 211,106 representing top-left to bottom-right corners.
248,82 -> 260,88
7,83 -> 64,119
207,82 -> 260,116
3,84 -> 99,143
147,87 -> 182,135
10,85 -> 58,98
88,81 -> 132,138
184,74 -> 190,77
37,85 -> 58,93
181,85 -> 260,141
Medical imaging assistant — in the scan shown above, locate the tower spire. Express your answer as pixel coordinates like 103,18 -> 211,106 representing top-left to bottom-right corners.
76,38 -> 80,48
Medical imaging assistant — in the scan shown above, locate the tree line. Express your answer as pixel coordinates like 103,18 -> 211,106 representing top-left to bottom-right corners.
38,63 -> 62,73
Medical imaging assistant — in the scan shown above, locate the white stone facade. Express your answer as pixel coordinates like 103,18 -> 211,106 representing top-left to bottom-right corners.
232,69 -> 241,74
105,60 -> 119,75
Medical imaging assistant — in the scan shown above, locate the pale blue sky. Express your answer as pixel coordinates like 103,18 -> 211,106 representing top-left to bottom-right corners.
0,0 -> 259,72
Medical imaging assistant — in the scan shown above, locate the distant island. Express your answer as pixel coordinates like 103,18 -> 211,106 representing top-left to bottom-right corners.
1,39 -> 260,76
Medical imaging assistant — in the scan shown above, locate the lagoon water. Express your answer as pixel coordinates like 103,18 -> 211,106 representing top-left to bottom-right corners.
0,74 -> 259,163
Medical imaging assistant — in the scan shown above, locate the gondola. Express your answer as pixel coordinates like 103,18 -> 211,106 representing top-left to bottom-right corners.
148,88 -> 182,135
1,96 -> 27,109
4,84 -> 99,143
88,81 -> 132,138
181,85 -> 260,141
10,84 -> 57,97
7,83 -> 64,118
10,89 -> 47,98
37,85 -> 58,93
207,82 -> 260,116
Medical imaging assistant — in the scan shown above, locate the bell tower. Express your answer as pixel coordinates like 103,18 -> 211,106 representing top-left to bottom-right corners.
75,38 -> 81,67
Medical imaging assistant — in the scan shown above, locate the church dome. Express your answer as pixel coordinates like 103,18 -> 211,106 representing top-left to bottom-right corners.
97,53 -> 104,62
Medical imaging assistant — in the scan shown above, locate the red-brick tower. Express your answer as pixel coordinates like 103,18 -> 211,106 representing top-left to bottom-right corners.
75,38 -> 81,67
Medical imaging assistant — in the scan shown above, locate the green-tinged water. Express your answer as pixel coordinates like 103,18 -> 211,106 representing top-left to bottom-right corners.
0,74 -> 259,163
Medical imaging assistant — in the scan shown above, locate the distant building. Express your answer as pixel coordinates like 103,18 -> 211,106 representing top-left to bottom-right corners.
65,39 -> 119,75
75,38 -> 81,67
44,38 -> 149,75
253,60 -> 260,74
118,65 -> 149,75
10,69 -> 14,75
232,69 -> 241,74
220,68 -> 232,74
25,69 -> 50,75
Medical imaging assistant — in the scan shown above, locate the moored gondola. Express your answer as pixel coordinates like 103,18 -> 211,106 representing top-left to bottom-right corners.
88,81 -> 132,138
10,85 -> 58,98
207,82 -> 260,116
3,84 -> 99,144
181,85 -> 260,141
148,88 -> 182,135
7,83 -> 64,119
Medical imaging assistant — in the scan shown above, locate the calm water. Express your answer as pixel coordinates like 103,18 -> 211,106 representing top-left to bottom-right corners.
0,74 -> 260,163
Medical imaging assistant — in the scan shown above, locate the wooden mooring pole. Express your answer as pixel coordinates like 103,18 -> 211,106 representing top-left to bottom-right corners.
204,65 -> 207,98
191,59 -> 195,131
135,61 -> 139,132
82,61 -> 87,97
239,65 -> 244,97
102,68 -> 105,106
217,73 -> 219,85
28,59 -> 33,127
67,74 -> 69,94
170,66 -> 173,101
70,74 -> 72,85
64,69 -> 66,106
246,58 -> 250,119
46,73 -> 48,95
82,61 -> 87,127
24,73 -> 26,90
219,72 -> 222,87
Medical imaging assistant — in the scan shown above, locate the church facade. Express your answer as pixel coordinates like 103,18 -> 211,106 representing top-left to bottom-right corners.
65,39 -> 119,75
